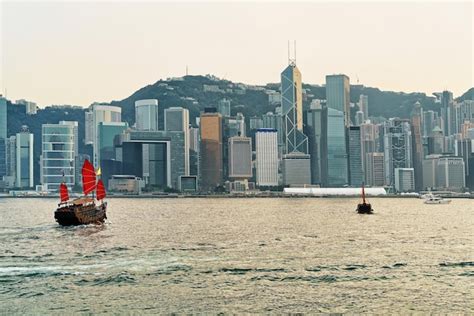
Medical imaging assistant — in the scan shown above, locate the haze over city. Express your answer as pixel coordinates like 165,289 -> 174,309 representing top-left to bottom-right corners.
1,1 -> 472,107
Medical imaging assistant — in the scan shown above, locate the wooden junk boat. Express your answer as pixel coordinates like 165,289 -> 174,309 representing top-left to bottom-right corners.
54,159 -> 107,226
356,183 -> 374,214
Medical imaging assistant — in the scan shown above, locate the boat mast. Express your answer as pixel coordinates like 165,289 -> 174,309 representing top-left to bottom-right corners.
362,182 -> 366,204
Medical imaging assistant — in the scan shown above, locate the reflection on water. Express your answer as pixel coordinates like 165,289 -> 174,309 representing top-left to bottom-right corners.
0,198 -> 473,313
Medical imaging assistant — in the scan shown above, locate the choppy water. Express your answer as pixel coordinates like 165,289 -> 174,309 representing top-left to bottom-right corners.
0,197 -> 473,313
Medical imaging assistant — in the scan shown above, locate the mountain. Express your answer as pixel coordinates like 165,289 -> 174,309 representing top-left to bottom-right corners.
456,87 -> 474,102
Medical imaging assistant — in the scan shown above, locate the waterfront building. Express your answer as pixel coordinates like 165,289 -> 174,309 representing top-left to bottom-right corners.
411,102 -> 424,191
228,136 -> 252,180
41,123 -> 76,191
436,157 -> 465,191
360,122 -> 377,183
165,107 -> 190,175
281,62 -> 308,154
108,175 -> 144,194
0,95 -> 7,178
422,154 -> 441,190
15,128 -> 34,188
255,128 -> 279,187
282,152 -> 311,186
199,110 -> 223,191
135,99 -> 159,131
359,94 -> 369,121
189,127 -> 200,176
5,136 -> 16,185
304,103 -> 326,185
348,126 -> 363,186
179,175 -> 198,192
98,122 -> 128,161
217,98 -> 231,117
394,168 -> 415,192
366,152 -> 385,187
383,118 -> 412,187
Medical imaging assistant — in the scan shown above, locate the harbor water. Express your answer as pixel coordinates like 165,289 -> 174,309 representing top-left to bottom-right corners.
0,198 -> 473,313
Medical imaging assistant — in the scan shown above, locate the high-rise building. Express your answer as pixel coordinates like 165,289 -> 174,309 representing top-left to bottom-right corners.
422,154 -> 441,190
228,136 -> 252,179
436,157 -> 465,191
98,122 -> 128,161
355,111 -> 364,126
255,128 -> 279,187
262,111 -> 284,156
16,99 -> 37,115
304,103 -> 327,185
189,127 -> 200,176
5,136 -> 16,184
41,123 -> 76,191
366,152 -> 385,187
422,110 -> 436,137
441,91 -> 454,136
282,153 -> 311,186
199,110 -> 223,191
411,102 -> 424,191
15,128 -> 34,188
394,168 -> 415,192
359,94 -> 369,121
217,98 -> 231,117
427,126 -> 445,154
85,103 -> 122,166
135,99 -> 159,131
223,113 -> 246,179
383,118 -> 412,187
281,62 -> 308,154
326,74 -> 350,127
0,96 -> 7,178
348,126 -> 363,186
360,122 -> 377,183
165,107 -> 190,175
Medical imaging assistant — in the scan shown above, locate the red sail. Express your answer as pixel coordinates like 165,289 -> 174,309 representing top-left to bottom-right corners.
361,182 -> 366,204
96,179 -> 106,200
60,183 -> 69,202
82,159 -> 96,195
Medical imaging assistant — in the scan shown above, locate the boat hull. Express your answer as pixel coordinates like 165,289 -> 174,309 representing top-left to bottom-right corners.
356,202 -> 374,214
55,202 -> 107,226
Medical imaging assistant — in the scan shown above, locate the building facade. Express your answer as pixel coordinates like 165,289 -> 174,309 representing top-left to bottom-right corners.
348,126 -> 363,186
255,129 -> 279,187
165,107 -> 190,175
199,111 -> 223,191
15,130 -> 34,188
135,99 -> 159,131
228,136 -> 252,179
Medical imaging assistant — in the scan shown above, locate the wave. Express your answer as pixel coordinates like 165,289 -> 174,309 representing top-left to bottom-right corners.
439,261 -> 474,268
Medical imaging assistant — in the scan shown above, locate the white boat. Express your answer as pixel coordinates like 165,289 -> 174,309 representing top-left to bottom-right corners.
423,194 -> 451,204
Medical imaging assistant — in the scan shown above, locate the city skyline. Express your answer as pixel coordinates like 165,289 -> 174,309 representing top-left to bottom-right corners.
1,1 -> 472,107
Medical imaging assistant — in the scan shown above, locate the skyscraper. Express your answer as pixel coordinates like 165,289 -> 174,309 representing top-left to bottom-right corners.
411,102 -> 424,191
135,99 -> 159,131
441,90 -> 454,136
0,96 -> 7,178
217,98 -> 231,117
165,107 -> 190,175
326,74 -> 351,127
366,152 -> 385,187
41,123 -> 76,191
256,129 -> 279,187
228,136 -> 252,179
348,126 -> 363,186
15,128 -> 34,188
262,111 -> 284,156
281,62 -> 308,154
199,110 -> 223,191
359,94 -> 369,121
304,103 -> 327,185
394,168 -> 415,192
436,157 -> 465,191
383,118 -> 412,187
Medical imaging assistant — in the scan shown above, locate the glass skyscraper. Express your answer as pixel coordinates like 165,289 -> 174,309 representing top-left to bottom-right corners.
16,130 -> 34,188
0,96 -> 7,178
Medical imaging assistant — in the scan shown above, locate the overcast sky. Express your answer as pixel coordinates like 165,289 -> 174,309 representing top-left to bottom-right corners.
1,1 -> 473,107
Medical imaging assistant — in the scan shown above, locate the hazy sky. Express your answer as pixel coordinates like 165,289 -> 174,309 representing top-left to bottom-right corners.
1,1 -> 473,107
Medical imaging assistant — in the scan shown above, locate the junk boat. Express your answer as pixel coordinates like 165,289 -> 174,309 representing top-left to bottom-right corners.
356,183 -> 374,214
54,159 -> 107,226
423,193 -> 451,205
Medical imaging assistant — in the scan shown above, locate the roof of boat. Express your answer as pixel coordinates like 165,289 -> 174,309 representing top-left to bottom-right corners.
71,197 -> 94,205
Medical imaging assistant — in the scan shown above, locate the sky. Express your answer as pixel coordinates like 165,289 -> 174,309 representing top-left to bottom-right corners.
1,1 -> 473,107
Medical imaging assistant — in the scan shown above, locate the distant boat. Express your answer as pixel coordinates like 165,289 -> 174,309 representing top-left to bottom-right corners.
423,193 -> 451,205
356,183 -> 374,214
54,159 -> 107,226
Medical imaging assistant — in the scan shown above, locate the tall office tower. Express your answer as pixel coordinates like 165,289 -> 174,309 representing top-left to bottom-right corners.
281,62 -> 308,154
217,98 -> 231,117
256,129 -> 279,187
165,107 -> 190,175
422,154 -> 441,190
366,152 -> 385,186
456,100 -> 474,133
455,138 -> 472,184
5,136 -> 16,183
326,74 -> 350,127
85,103 -> 122,166
59,121 -> 80,185
282,153 -> 311,186
394,168 -> 415,192
360,122 -> 377,183
262,111 -> 284,156
355,111 -> 364,126
228,136 -> 252,179
324,74 -> 350,187
15,127 -> 34,188
359,94 -> 369,121
441,90 -> 454,136
84,110 -> 94,144
189,127 -> 200,176
0,95 -> 7,178
411,102 -> 424,191
135,99 -> 159,131
199,110 -> 223,191
304,103 -> 327,185
98,122 -> 128,161
436,157 -> 465,191
348,126 -> 363,186
41,123 -> 76,191
383,118 -> 412,187
422,110 -> 436,137
222,113 -> 246,179
427,127 -> 445,154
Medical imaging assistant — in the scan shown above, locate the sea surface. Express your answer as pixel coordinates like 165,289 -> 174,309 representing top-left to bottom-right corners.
0,197 -> 473,313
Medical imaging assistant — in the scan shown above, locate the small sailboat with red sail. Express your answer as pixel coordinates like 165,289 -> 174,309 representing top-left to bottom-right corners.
356,182 -> 374,214
54,159 -> 107,226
